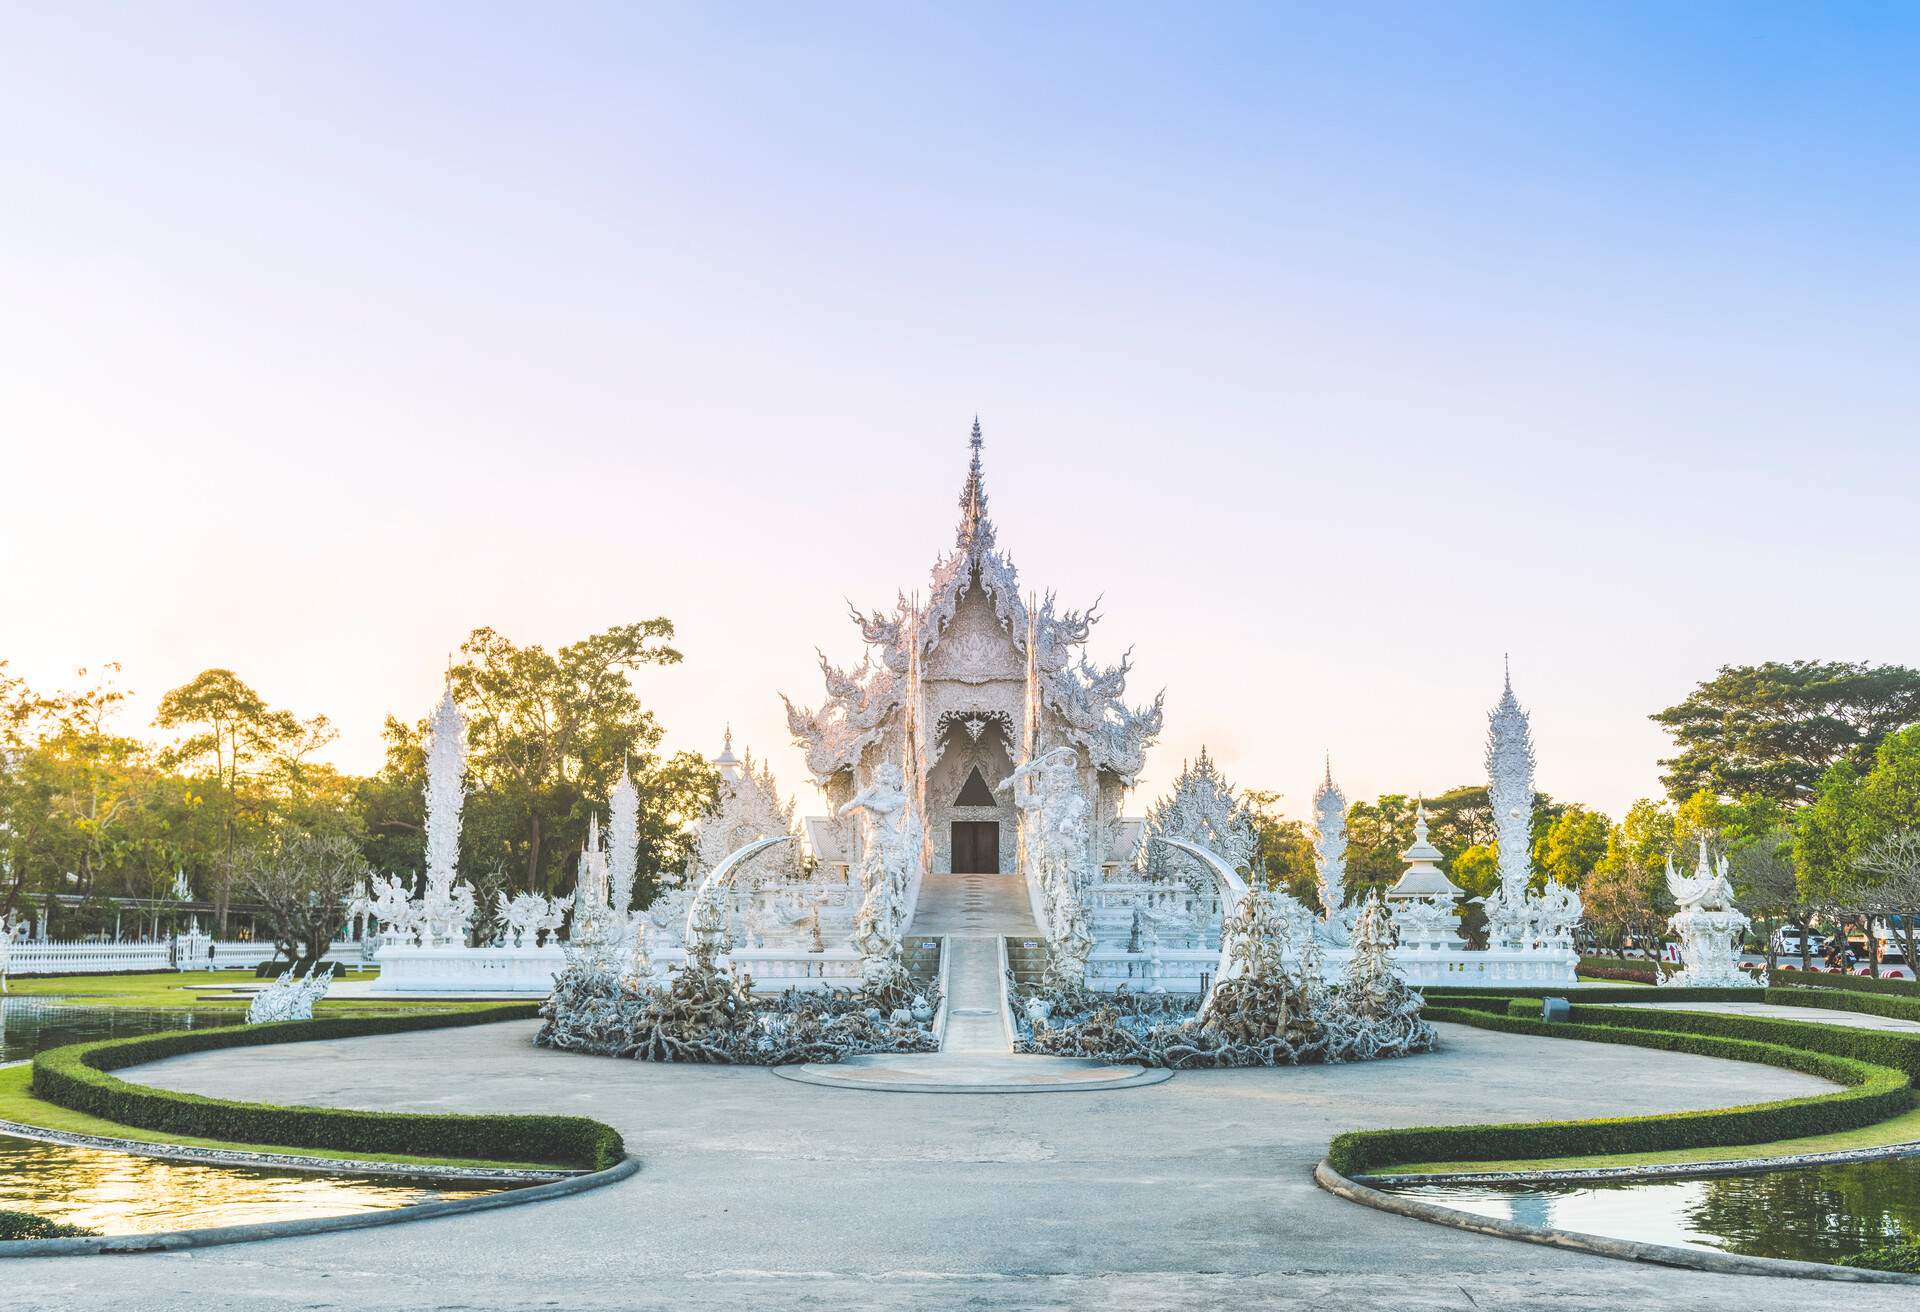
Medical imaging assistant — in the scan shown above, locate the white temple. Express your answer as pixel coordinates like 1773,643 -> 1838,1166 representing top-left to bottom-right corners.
785,420 -> 1163,967
363,422 -> 1597,1000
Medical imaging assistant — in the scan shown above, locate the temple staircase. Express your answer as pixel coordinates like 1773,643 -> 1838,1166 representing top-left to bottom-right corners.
908,872 -> 1037,1053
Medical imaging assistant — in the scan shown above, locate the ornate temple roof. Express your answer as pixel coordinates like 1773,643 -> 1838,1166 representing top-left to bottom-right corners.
782,421 -> 1165,786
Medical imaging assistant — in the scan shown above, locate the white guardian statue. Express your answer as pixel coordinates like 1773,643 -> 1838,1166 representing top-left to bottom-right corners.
839,761 -> 921,984
1663,841 -> 1762,987
1005,746 -> 1095,986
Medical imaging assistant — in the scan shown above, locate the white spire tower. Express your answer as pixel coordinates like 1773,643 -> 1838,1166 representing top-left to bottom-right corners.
1486,656 -> 1537,900
607,757 -> 639,919
1311,754 -> 1348,914
422,681 -> 467,902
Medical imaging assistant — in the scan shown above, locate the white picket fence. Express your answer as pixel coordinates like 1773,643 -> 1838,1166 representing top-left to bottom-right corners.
6,939 -> 372,977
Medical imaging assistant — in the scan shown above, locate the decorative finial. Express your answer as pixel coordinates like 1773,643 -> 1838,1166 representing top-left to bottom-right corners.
1503,651 -> 1511,691
956,417 -> 995,553
1323,751 -> 1332,788
723,723 -> 733,754
1413,799 -> 1431,843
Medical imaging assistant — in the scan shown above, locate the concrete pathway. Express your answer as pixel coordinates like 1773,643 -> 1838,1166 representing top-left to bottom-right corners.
1615,1000 -> 1920,1033
909,872 -> 1037,1055
771,871 -> 1162,1091
2,1018 -> 1878,1311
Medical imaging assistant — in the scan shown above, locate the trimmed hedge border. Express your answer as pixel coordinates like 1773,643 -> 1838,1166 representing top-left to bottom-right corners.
1533,1002 -> 1920,1079
1327,1006 -> 1915,1177
1433,982 -> 1920,1026
1770,969 -> 1920,998
30,1005 -> 625,1171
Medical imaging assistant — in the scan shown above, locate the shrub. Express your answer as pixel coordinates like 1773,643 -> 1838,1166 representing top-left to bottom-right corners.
1838,1240 -> 1920,1273
1769,971 -> 1920,999
1327,1007 -> 1913,1176
31,1005 -> 625,1171
0,1210 -> 98,1240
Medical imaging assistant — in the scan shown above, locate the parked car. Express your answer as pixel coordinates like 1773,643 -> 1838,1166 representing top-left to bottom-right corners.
1770,928 -> 1827,957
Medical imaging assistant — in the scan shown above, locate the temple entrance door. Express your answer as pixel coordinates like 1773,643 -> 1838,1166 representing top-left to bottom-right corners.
951,821 -> 1000,874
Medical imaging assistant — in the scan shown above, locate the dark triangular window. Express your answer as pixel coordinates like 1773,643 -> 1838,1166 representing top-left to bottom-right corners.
956,766 -> 996,807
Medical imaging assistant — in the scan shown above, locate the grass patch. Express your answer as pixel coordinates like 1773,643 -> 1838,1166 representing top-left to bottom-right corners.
0,1208 -> 97,1240
1328,1006 -> 1916,1177
30,1008 -> 623,1171
1374,1103 -> 1920,1175
0,1064 -> 554,1172
5,969 -> 503,1015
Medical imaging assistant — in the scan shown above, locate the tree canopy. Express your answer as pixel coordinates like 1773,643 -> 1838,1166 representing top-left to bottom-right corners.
1652,661 -> 1920,806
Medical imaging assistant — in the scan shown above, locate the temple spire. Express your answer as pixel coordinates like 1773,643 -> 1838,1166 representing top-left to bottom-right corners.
956,416 -> 995,554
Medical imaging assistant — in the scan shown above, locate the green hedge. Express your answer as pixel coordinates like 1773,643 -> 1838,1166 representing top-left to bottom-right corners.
1448,982 -> 1920,1026
1550,1003 -> 1920,1079
31,1005 -> 625,1171
1769,969 -> 1920,998
1327,1007 -> 1913,1176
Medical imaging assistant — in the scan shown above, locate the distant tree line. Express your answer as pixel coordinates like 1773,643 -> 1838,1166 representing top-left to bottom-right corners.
0,621 -> 718,942
1301,660 -> 1920,968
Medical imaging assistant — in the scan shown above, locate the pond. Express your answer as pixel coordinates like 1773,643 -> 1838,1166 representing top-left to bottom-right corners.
1,1000 -> 511,1236
1383,1157 -> 1920,1265
0,997 -> 241,1063
0,1135 -> 505,1235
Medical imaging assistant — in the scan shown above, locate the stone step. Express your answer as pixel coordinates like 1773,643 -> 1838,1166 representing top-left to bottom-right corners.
1004,935 -> 1051,993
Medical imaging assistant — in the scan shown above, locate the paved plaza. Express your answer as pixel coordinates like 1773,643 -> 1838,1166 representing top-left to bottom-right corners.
5,1018 -> 1908,1311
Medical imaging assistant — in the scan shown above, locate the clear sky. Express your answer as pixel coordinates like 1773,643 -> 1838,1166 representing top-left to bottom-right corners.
2,3 -> 1916,823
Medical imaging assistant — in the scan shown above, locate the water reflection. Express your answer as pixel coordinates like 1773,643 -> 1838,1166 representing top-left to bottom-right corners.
1388,1157 -> 1920,1264
2,1000 -> 505,1235
1,998 -> 241,1062
0,1134 -> 501,1234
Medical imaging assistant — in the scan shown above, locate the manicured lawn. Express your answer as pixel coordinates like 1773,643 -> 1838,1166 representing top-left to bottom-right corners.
0,1063 -> 556,1172
5,970 -> 499,1014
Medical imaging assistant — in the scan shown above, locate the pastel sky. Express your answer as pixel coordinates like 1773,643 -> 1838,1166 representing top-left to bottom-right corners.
3,3 -> 1916,824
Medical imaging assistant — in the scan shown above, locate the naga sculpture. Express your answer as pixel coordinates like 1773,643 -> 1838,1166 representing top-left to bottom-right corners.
247,963 -> 334,1023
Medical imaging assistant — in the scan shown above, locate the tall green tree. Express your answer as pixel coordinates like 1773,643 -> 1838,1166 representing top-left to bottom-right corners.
1540,805 -> 1610,887
1652,661 -> 1920,805
392,623 -> 688,893
1242,789 -> 1319,908
154,669 -> 335,929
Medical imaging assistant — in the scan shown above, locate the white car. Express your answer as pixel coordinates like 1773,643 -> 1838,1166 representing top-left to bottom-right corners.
1770,928 -> 1827,957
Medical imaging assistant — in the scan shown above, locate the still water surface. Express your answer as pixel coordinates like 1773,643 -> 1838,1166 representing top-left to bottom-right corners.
0,996 -> 241,1062
2,999 -> 507,1234
0,1135 -> 502,1233
1387,1157 -> 1920,1264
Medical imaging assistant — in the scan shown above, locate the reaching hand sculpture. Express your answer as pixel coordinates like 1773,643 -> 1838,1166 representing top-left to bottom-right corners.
1003,747 -> 1094,988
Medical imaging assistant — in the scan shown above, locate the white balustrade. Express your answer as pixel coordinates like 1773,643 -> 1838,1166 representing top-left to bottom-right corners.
9,941 -> 173,975
370,941 -> 868,996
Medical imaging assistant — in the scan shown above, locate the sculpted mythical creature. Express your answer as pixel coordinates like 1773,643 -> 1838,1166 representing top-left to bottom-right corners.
1003,746 -> 1094,987
366,873 -> 421,945
839,761 -> 921,986
247,964 -> 334,1023
1663,841 -> 1762,988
